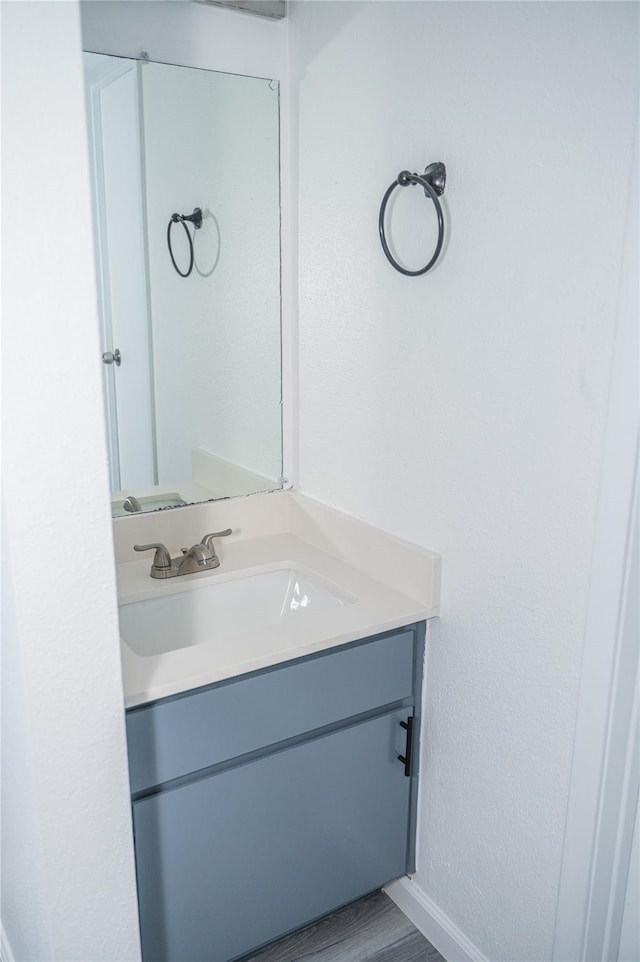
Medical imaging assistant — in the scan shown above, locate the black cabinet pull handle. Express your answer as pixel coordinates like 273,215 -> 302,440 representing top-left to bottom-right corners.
397,716 -> 414,777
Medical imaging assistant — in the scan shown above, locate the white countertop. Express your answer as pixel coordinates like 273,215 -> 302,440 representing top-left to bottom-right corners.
115,491 -> 441,709
118,532 -> 436,708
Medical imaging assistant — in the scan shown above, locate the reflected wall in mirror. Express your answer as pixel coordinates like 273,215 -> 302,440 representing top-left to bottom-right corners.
83,53 -> 283,517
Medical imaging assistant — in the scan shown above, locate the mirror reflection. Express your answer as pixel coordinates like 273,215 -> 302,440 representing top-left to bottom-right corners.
82,53 -> 283,517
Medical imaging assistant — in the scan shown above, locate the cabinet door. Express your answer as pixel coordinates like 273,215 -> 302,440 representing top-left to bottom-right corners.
133,710 -> 412,962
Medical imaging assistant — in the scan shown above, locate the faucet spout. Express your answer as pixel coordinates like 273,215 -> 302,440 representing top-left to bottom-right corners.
177,542 -> 215,575
134,528 -> 232,579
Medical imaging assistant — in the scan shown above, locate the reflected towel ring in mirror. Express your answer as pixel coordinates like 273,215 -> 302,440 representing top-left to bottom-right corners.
167,207 -> 203,278
378,163 -> 446,276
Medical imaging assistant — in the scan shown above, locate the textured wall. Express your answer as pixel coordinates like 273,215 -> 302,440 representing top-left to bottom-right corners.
290,2 -> 638,959
1,527 -> 52,959
1,2 -> 140,959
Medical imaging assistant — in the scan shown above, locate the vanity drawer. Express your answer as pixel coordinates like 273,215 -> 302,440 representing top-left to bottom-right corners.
126,627 -> 417,794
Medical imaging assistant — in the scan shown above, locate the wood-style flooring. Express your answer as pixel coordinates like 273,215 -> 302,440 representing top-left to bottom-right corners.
241,891 -> 447,962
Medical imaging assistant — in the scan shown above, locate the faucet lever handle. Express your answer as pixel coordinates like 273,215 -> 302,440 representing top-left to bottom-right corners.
134,542 -> 172,569
200,529 -> 233,551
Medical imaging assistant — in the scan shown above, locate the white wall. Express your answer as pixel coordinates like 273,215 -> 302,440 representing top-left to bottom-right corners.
1,523 -> 52,959
552,130 -> 639,962
290,2 -> 639,960
1,3 -> 141,960
619,788 -> 640,962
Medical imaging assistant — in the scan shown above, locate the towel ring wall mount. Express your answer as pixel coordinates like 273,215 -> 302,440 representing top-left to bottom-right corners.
167,207 -> 203,278
379,162 -> 447,276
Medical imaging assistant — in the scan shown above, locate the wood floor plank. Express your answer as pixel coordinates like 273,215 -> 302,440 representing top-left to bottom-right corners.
367,930 -> 446,962
241,891 -> 446,962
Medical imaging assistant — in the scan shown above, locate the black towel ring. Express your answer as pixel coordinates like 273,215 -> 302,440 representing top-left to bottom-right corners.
378,163 -> 446,276
167,207 -> 203,278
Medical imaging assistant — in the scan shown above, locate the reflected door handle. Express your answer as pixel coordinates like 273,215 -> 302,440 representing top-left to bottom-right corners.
102,349 -> 122,366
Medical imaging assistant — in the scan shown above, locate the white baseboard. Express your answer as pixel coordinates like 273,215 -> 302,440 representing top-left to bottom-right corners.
385,877 -> 489,962
1,925 -> 15,962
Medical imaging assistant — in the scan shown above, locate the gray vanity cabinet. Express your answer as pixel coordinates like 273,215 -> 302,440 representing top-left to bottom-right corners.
126,623 -> 425,962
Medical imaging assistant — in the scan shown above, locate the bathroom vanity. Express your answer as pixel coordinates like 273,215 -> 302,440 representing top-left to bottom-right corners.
115,491 -> 440,962
126,625 -> 424,961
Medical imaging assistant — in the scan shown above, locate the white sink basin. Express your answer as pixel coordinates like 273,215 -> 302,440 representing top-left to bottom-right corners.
119,566 -> 352,658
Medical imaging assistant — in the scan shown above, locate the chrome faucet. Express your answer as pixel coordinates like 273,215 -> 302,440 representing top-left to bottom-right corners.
134,529 -> 232,579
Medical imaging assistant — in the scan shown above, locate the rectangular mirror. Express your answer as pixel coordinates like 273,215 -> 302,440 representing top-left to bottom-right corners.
82,52 -> 283,517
